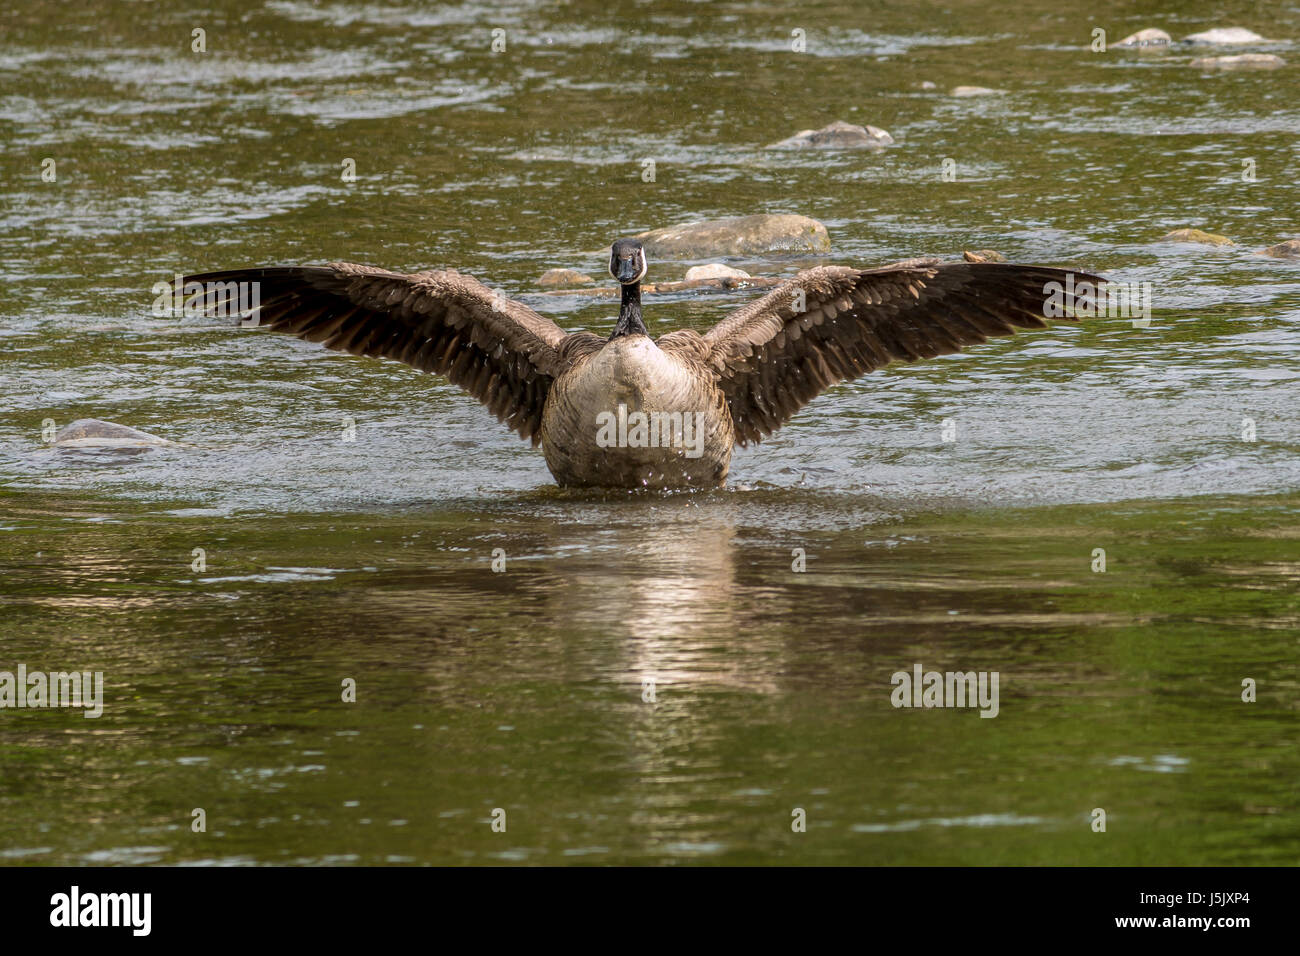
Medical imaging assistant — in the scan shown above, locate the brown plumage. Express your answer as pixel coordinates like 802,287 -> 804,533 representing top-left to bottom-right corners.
182,243 -> 1103,489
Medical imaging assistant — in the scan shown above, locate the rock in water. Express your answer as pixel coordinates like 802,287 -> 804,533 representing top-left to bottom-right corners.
1115,28 -> 1172,47
684,264 -> 752,281
1182,27 -> 1266,45
633,215 -> 831,258
1258,240 -> 1300,259
1190,54 -> 1284,70
951,85 -> 1004,97
1160,228 -> 1234,246
962,249 -> 1007,263
536,268 -> 594,287
768,120 -> 894,149
52,419 -> 176,449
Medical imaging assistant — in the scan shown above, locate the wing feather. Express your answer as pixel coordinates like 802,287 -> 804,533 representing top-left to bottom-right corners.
181,263 -> 603,444
703,261 -> 1104,445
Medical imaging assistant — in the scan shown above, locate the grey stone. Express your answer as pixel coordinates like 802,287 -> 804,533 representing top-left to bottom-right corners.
768,120 -> 894,149
633,214 -> 831,258
1190,53 -> 1284,70
536,268 -> 595,287
52,419 -> 176,449
1182,28 -> 1266,45
684,264 -> 752,281
1115,28 -> 1172,48
1258,239 -> 1300,259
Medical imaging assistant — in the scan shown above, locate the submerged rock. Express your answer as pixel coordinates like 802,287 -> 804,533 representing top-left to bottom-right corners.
633,214 -> 831,258
918,81 -> 937,90
769,120 -> 894,149
1160,228 -> 1234,246
962,249 -> 1007,263
1115,28 -> 1172,48
1190,53 -> 1284,70
1182,27 -> 1266,45
1258,239 -> 1300,259
888,256 -> 944,269
52,419 -> 175,449
951,85 -> 1004,97
650,276 -> 780,293
534,275 -> 783,298
684,264 -> 751,281
536,268 -> 594,288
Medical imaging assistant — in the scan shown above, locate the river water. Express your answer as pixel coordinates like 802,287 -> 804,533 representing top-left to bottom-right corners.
1,0 -> 1297,864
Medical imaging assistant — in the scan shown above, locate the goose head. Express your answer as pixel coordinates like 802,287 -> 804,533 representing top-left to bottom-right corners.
608,238 -> 649,339
609,239 -> 648,285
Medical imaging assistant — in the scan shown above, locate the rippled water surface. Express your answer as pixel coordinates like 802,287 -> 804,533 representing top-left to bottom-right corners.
1,0 -> 1298,865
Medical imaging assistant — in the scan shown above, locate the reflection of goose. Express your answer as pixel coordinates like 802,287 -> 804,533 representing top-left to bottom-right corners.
550,517 -> 786,693
185,239 -> 1100,489
566,518 -> 739,640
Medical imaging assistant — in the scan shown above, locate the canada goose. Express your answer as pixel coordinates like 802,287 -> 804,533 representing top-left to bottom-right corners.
182,240 -> 1101,489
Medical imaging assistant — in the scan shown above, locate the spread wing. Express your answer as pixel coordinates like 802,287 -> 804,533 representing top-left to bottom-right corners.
696,261 -> 1103,446
181,262 -> 603,443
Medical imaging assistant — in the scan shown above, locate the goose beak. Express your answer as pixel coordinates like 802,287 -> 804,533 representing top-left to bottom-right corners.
614,257 -> 642,284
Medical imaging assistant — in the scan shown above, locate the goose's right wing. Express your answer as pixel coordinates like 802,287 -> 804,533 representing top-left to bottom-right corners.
701,261 -> 1103,445
181,262 -> 604,444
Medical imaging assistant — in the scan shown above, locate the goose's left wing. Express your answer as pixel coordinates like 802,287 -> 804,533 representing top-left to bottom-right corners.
698,261 -> 1103,446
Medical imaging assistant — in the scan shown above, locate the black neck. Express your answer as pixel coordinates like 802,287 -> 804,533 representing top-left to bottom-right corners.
610,282 -> 647,339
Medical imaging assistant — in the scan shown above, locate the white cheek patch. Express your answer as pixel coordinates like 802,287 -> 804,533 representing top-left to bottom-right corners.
635,256 -> 647,283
